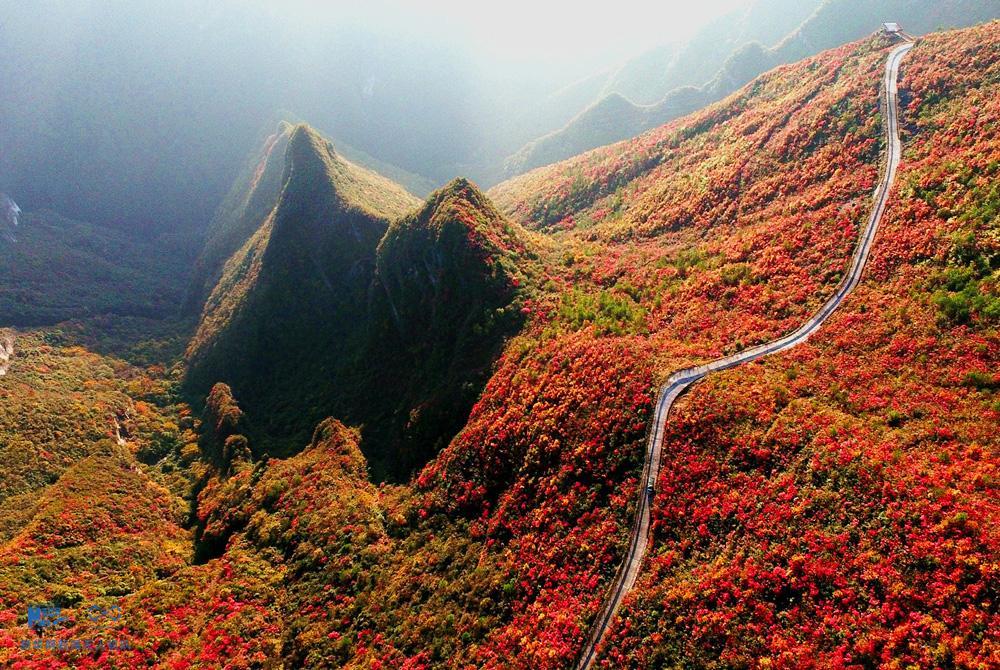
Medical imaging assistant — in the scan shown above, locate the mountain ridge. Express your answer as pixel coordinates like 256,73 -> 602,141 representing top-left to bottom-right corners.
504,0 -> 1000,176
186,127 -> 532,478
0,17 -> 997,670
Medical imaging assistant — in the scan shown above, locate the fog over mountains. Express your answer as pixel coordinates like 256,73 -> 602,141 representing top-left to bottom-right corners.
504,0 -> 1000,174
10,1 -> 995,240
0,2 -> 997,667
0,1 -> 626,234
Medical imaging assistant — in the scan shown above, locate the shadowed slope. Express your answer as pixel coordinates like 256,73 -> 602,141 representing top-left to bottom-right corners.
183,122 -> 295,314
184,125 -> 419,461
186,131 -> 531,478
365,177 -> 532,477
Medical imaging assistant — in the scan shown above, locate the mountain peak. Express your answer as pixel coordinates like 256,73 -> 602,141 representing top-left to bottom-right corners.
282,123 -> 418,221
412,177 -> 528,260
376,178 -> 529,343
439,175 -> 475,193
433,177 -> 499,214
285,123 -> 333,176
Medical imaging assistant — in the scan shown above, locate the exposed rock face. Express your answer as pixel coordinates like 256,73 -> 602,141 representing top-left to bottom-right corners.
1,194 -> 20,243
0,330 -> 14,377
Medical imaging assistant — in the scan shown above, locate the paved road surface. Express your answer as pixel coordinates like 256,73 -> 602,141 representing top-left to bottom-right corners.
574,37 -> 914,670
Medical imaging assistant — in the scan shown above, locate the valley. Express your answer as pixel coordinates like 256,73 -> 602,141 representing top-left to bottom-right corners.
0,9 -> 997,670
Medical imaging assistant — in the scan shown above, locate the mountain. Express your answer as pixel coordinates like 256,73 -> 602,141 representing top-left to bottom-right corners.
183,122 -> 296,315
589,22 -> 1000,667
186,125 -> 531,478
184,125 -> 419,459
773,0 -> 1000,63
505,0 -> 1000,175
601,0 -> 823,106
366,178 -> 532,476
161,23 -> 993,668
0,209 -> 192,327
1,19 -> 997,670
477,0 -> 823,182
184,121 -> 435,315
0,325 -> 191,640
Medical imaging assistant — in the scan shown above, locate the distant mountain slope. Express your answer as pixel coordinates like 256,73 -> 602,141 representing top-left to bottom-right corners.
601,0 -> 822,106
183,122 -> 295,314
186,126 -> 531,478
0,210 -> 191,327
505,0 -> 1000,175
0,2 -> 533,236
480,0 -> 822,178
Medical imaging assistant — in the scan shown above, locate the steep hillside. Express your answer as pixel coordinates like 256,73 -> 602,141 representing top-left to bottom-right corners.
186,128 -> 531,478
505,1 -> 999,175
2,21 -> 997,670
183,122 -> 295,314
365,178 -> 532,476
185,125 -> 419,458
0,210 -> 192,327
597,22 -> 1000,667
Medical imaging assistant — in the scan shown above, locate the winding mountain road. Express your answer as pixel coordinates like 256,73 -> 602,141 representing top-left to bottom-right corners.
574,37 -> 914,670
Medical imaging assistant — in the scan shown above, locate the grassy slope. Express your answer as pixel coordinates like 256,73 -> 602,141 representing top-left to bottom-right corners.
183,122 -> 295,315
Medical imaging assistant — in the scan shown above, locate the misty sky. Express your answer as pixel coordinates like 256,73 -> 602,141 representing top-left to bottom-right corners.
0,0 -> 762,231
273,0 -> 749,69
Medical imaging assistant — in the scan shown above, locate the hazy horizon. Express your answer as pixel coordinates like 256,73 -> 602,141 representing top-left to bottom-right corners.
1,0 -> 755,232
